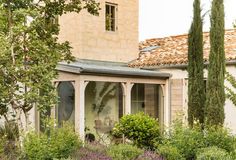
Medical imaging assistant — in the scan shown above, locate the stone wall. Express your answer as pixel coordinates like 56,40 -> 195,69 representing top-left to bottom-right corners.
160,67 -> 236,133
59,0 -> 139,62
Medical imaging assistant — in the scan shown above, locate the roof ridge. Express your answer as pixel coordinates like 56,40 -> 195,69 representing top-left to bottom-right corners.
141,29 -> 236,42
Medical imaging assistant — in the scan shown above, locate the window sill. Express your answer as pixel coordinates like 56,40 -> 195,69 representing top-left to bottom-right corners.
105,30 -> 118,34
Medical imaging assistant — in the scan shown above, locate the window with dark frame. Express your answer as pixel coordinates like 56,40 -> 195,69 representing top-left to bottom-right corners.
105,3 -> 117,31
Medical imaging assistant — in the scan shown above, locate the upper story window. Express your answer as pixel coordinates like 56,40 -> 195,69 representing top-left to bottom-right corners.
105,3 -> 117,31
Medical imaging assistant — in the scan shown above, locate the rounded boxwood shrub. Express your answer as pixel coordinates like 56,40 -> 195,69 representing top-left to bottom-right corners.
196,146 -> 232,160
112,112 -> 161,149
23,123 -> 82,160
107,144 -> 143,160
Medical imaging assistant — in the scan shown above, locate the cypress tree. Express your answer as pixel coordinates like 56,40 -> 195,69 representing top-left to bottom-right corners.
187,0 -> 205,126
205,0 -> 225,126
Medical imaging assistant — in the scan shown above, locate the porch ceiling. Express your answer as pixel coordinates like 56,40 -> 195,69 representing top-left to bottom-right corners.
56,59 -> 171,78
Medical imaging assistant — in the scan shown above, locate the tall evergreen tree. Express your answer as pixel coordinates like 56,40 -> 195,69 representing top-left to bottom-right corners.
205,0 -> 225,126
187,0 -> 205,126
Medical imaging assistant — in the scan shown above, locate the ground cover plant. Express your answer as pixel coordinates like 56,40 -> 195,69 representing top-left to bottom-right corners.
107,144 -> 143,160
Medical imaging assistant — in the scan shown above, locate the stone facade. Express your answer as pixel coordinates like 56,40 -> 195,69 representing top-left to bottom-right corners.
59,0 -> 139,62
160,67 -> 236,133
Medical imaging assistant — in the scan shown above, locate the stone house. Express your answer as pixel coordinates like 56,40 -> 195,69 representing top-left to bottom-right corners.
130,29 -> 236,133
29,0 -> 172,141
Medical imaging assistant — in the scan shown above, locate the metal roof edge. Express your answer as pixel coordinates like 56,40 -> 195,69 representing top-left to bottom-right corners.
57,61 -> 172,78
80,67 -> 172,78
56,64 -> 82,74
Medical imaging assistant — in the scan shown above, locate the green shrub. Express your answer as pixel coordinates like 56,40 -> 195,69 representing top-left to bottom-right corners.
0,122 -> 19,159
204,126 -> 236,153
23,132 -> 50,160
196,146 -> 232,160
23,123 -> 82,160
157,144 -> 184,160
159,123 -> 204,159
112,112 -> 161,149
49,124 -> 82,158
107,144 -> 143,160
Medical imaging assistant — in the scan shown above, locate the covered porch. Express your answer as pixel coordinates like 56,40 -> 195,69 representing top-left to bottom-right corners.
43,59 -> 171,140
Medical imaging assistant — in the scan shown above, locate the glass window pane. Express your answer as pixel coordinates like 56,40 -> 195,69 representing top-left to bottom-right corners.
131,84 -> 162,121
105,3 -> 117,31
57,82 -> 75,126
85,82 -> 123,141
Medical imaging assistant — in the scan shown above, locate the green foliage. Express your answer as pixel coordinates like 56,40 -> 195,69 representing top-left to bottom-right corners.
157,144 -> 184,160
205,0 -> 225,126
23,123 -> 82,160
107,144 -> 143,160
187,0 -> 205,126
225,72 -> 236,106
112,112 -> 161,149
23,132 -> 49,160
0,122 -> 19,159
204,126 -> 236,153
0,121 -> 18,141
159,123 -> 204,159
196,146 -> 232,160
156,123 -> 236,159
0,0 -> 100,130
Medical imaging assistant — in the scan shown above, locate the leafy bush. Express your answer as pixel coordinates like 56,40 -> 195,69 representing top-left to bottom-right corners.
196,146 -> 232,160
107,144 -> 143,160
23,123 -> 82,160
156,123 -> 236,160
49,124 -> 82,158
112,112 -> 161,149
23,132 -> 50,160
158,123 -> 204,159
157,144 -> 184,160
204,126 -> 236,153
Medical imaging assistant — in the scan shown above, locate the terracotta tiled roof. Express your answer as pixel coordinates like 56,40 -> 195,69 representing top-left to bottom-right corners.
129,29 -> 236,68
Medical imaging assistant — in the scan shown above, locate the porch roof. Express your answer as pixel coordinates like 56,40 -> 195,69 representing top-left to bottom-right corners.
57,59 -> 171,78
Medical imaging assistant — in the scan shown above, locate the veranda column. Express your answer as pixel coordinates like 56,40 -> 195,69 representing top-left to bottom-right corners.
74,79 -> 80,135
162,79 -> 171,127
123,82 -> 134,115
75,78 -> 89,140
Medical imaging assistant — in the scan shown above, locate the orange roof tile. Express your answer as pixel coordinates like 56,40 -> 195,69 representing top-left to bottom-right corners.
129,29 -> 236,68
